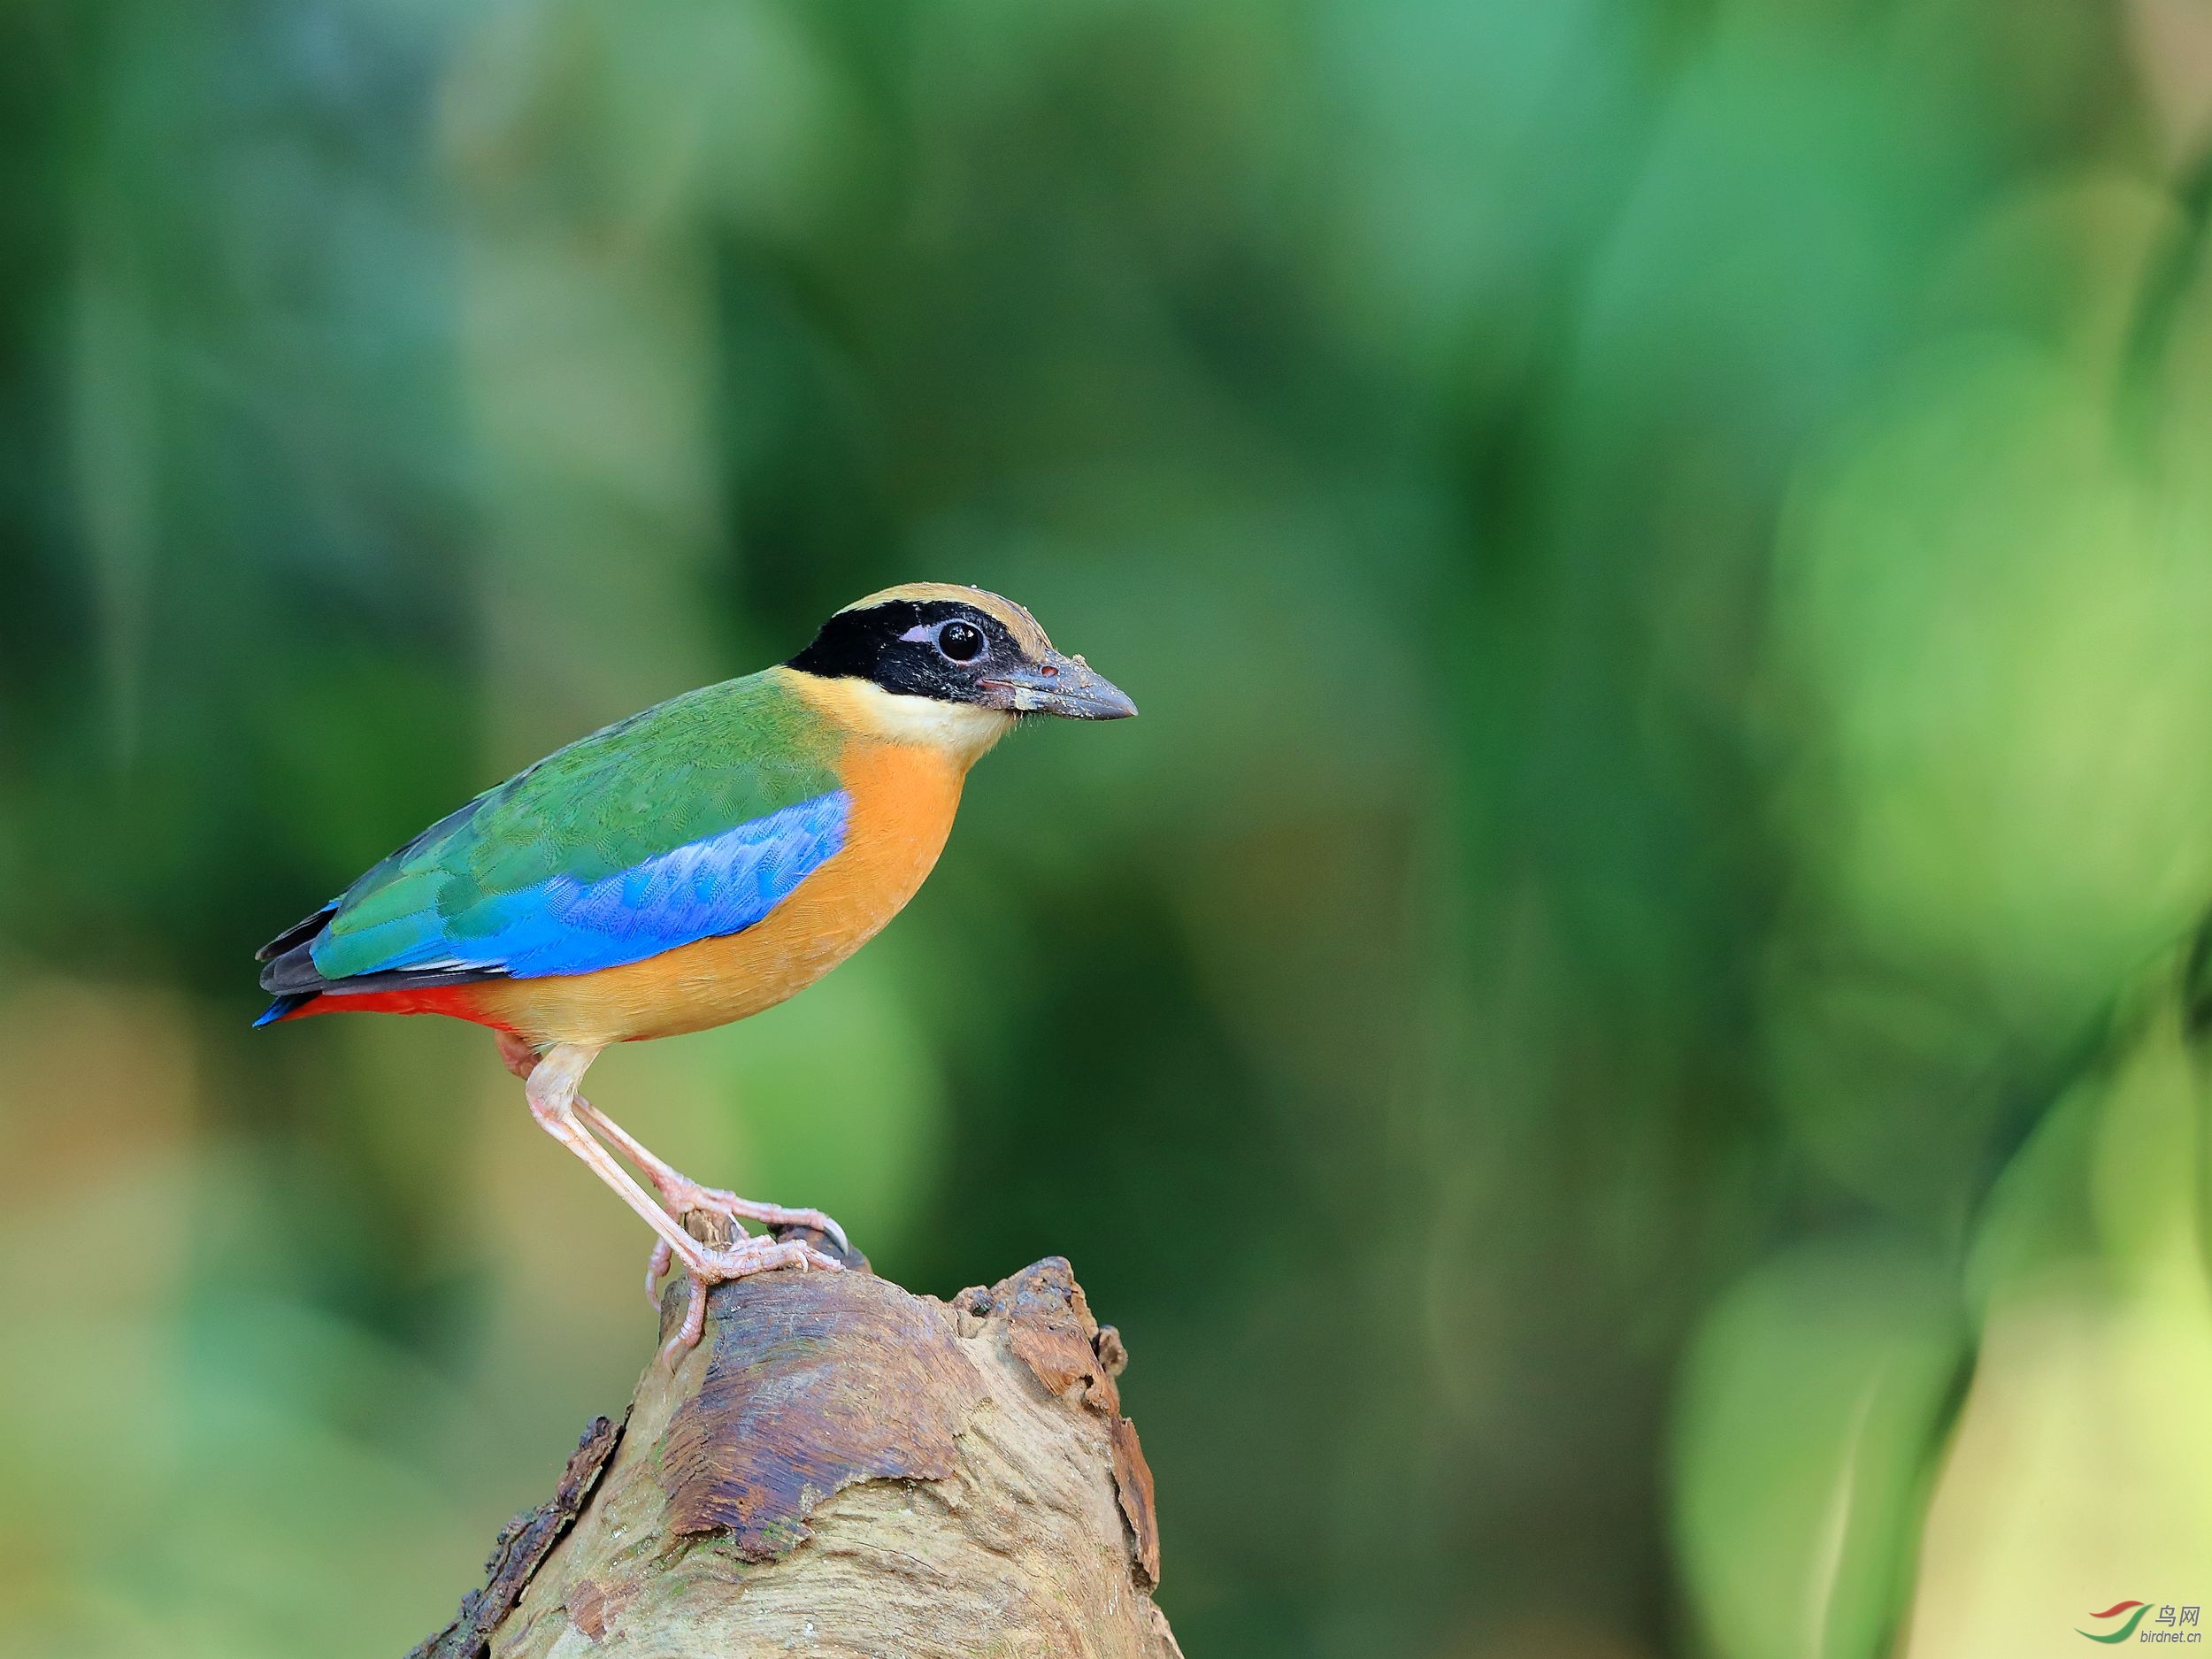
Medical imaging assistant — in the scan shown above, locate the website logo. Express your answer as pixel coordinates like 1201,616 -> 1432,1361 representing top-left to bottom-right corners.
2078,1601 -> 2202,1644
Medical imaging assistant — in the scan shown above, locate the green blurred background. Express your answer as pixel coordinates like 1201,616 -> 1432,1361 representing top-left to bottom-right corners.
7,2 -> 2212,1655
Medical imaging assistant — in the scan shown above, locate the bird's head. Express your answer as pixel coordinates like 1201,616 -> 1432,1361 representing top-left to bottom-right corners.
787,583 -> 1136,761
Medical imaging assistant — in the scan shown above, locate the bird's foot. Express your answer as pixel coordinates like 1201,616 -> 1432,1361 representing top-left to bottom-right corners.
659,1233 -> 844,1367
650,1176 -> 851,1257
640,1184 -> 850,1310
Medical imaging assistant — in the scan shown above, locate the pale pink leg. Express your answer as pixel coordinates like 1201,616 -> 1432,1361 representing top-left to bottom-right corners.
520,1043 -> 843,1365
498,1031 -> 852,1309
573,1097 -> 852,1253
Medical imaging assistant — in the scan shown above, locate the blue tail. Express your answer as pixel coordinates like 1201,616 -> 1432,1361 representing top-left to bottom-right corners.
254,993 -> 315,1028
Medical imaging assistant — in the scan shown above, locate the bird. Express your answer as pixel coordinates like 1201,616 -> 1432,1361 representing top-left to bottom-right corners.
254,583 -> 1134,1356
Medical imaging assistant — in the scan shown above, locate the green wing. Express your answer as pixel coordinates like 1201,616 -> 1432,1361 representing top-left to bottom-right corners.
272,671 -> 847,990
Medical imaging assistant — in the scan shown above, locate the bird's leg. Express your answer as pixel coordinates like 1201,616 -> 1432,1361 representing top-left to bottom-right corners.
502,1033 -> 703,1304
520,1042 -> 842,1364
572,1097 -> 851,1252
496,1030 -> 851,1300
572,1097 -> 855,1312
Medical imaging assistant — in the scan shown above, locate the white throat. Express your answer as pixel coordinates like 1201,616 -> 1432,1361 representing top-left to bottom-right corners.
839,680 -> 1014,765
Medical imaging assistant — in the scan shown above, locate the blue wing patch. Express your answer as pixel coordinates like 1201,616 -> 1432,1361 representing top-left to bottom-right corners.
309,789 -> 850,982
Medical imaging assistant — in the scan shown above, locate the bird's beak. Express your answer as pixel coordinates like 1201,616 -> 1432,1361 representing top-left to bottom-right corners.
979,652 -> 1138,720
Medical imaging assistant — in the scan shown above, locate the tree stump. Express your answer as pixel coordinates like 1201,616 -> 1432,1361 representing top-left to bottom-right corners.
410,1233 -> 1179,1658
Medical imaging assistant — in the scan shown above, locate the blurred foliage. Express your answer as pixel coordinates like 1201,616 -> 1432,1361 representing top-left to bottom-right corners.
4,1 -> 2212,1655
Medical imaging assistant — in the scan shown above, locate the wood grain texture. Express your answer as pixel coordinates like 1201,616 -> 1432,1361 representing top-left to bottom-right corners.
451,1250 -> 1180,1659
658,1271 -> 986,1550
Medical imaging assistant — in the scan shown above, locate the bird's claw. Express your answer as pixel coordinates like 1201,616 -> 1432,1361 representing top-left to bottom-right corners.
644,1239 -> 672,1309
656,1234 -> 845,1369
650,1179 -> 851,1257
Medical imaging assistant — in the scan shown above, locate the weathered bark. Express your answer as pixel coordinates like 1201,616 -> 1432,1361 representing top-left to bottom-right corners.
411,1231 -> 1179,1658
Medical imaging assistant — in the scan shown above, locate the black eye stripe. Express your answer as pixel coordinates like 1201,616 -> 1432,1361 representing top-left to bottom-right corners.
787,599 -> 1023,700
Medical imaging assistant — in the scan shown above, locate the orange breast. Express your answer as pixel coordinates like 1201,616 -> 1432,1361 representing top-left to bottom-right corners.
464,736 -> 968,1047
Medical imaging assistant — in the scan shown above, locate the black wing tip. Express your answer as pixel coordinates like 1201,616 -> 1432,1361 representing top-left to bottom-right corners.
254,992 -> 316,1028
257,925 -> 511,1008
257,904 -> 336,964
259,936 -> 332,997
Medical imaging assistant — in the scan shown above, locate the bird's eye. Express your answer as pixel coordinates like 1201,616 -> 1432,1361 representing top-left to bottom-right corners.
936,621 -> 987,663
